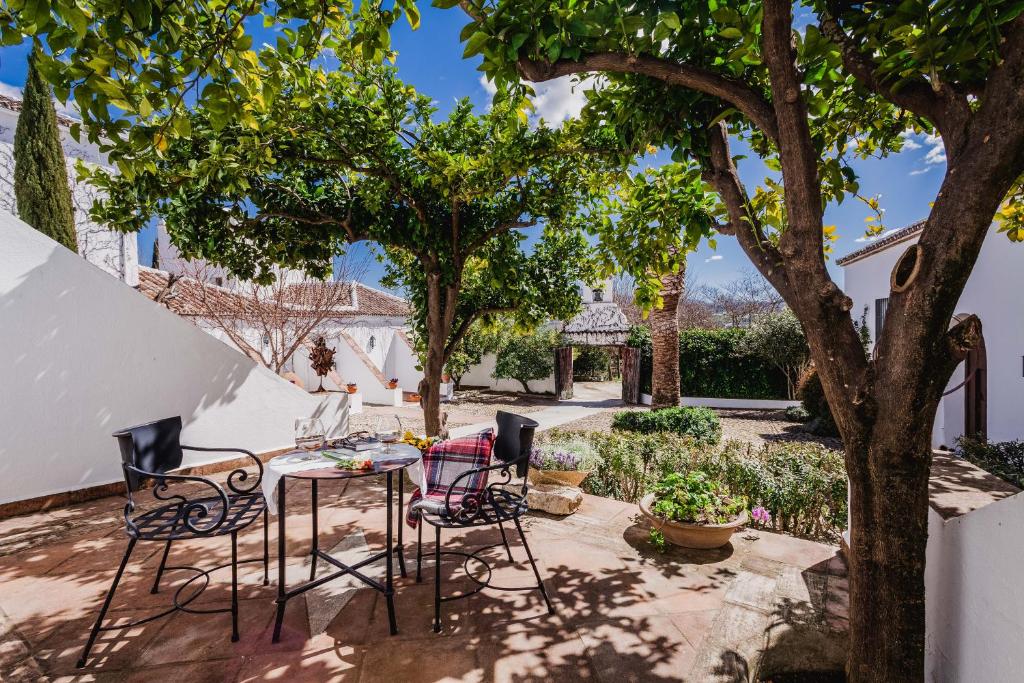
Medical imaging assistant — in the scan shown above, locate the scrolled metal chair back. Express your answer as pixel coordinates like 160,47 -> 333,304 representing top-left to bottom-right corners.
114,417 -> 228,536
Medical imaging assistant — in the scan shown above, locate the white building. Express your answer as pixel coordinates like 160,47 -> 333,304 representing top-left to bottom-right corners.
0,94 -> 138,284
838,220 -> 1022,448
136,266 -> 422,405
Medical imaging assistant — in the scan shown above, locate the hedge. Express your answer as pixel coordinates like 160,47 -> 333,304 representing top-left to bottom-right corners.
611,406 -> 722,446
629,326 -> 789,399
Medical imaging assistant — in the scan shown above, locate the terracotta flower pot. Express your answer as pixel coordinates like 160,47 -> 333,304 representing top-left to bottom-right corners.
528,469 -> 590,488
346,384 -> 358,394
387,381 -> 398,389
638,493 -> 747,549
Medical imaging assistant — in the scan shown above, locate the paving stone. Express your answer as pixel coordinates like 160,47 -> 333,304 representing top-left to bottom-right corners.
723,572 -> 778,613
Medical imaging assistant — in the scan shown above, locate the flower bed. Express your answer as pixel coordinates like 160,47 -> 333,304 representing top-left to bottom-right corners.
535,430 -> 847,542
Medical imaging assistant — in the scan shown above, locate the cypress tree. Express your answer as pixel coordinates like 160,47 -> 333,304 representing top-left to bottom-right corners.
151,237 -> 160,269
14,48 -> 76,252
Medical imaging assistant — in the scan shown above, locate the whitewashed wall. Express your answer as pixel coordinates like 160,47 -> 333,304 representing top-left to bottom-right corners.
383,331 -> 422,391
841,225 -> 1024,447
460,352 -> 556,394
0,107 -> 138,285
925,478 -> 1024,681
0,211 -> 345,505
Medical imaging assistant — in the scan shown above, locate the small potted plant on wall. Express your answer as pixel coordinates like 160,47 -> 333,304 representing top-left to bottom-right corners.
639,471 -> 748,550
527,443 -> 597,487
387,377 -> 399,389
346,382 -> 358,394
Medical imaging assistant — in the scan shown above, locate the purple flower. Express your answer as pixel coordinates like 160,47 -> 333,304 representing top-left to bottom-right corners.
751,506 -> 771,524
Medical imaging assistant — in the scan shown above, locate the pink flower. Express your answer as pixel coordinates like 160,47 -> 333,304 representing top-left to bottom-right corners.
752,506 -> 771,524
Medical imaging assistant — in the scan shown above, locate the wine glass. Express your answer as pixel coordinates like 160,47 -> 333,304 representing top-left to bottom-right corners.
294,418 -> 325,461
374,414 -> 403,454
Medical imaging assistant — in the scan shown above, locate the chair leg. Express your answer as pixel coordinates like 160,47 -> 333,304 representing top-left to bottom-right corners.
415,520 -> 423,584
150,539 -> 172,594
231,530 -> 240,642
512,517 -> 554,614
78,538 -> 137,668
496,517 -> 514,562
433,524 -> 442,633
263,508 -> 269,586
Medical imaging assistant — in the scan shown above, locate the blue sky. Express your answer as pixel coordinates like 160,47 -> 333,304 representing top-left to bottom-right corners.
0,5 -> 948,292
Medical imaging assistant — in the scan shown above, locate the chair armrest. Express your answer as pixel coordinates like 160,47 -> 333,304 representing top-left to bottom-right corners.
442,457 -> 525,524
123,465 -> 231,535
182,445 -> 263,494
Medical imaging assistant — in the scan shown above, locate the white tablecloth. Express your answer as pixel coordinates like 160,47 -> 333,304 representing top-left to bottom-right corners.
262,444 -> 424,513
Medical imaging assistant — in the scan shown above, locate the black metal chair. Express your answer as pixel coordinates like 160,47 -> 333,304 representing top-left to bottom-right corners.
413,411 -> 554,632
78,416 -> 269,668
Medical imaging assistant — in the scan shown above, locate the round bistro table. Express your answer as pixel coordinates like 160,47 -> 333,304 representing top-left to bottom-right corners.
270,445 -> 421,642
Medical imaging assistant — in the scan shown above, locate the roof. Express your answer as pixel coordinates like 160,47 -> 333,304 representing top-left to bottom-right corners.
562,302 -> 631,346
836,220 -> 926,266
0,93 -> 78,129
137,267 -> 410,319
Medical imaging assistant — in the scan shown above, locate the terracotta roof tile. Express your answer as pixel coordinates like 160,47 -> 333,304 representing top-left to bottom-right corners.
836,220 -> 926,266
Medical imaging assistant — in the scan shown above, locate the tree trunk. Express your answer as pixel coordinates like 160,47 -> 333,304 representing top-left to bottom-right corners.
846,427 -> 932,682
419,336 -> 445,437
518,379 -> 531,393
649,266 -> 684,409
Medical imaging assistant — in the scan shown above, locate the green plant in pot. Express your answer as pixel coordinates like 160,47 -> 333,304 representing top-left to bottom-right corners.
639,471 -> 748,549
528,438 -> 600,487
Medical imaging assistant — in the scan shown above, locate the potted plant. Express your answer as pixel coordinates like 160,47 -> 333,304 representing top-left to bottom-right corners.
527,445 -> 595,487
346,382 -> 358,394
387,378 -> 399,389
639,471 -> 748,550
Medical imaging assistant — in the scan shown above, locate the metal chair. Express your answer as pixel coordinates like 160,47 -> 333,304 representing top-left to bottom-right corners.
78,416 -> 269,668
413,411 -> 554,632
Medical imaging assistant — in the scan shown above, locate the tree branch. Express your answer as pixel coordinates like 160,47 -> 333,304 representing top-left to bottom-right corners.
817,9 -> 971,150
516,52 -> 780,143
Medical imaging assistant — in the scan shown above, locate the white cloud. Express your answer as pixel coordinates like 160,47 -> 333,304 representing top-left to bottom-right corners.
900,130 -> 922,150
909,167 -> 931,176
0,80 -> 80,121
705,254 -> 723,263
479,74 -> 600,127
901,130 -> 946,166
923,134 -> 946,165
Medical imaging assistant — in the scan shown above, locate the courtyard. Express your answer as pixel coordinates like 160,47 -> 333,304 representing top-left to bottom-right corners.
0,468 -> 848,682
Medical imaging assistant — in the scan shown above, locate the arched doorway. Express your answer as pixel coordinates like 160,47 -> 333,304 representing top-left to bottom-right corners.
964,330 -> 987,439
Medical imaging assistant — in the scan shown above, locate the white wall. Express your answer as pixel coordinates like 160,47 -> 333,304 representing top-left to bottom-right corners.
841,225 -> 1024,446
0,211 -> 346,505
925,488 -> 1024,681
383,330 -> 422,391
460,352 -> 556,394
0,107 -> 138,285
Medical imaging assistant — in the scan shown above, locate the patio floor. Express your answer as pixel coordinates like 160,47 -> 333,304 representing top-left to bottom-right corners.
0,474 -> 849,682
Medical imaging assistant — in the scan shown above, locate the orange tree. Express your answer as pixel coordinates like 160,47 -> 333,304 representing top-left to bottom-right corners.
87,61 -> 602,435
404,1 -> 1021,679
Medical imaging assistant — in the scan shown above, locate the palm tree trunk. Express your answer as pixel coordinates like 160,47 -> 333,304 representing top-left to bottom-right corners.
649,266 -> 684,409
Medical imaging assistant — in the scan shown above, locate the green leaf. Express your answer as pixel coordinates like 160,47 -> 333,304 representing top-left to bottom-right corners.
463,31 -> 490,58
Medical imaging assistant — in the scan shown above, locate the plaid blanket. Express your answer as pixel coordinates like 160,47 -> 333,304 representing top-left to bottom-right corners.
406,429 -> 495,528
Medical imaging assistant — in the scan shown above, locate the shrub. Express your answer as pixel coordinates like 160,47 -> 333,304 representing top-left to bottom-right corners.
611,406 -> 722,446
678,327 -> 789,400
796,365 -> 838,437
785,405 -> 811,423
740,310 -> 810,399
540,430 -> 848,541
697,441 -> 848,541
954,436 -> 1024,488
573,345 -> 613,381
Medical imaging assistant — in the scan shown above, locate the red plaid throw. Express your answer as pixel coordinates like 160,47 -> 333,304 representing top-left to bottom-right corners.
407,429 -> 495,528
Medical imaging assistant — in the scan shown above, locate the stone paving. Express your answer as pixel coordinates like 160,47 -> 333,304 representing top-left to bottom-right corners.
0,473 -> 848,682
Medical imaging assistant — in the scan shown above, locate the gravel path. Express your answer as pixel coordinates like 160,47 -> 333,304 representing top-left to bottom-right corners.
552,407 -> 842,449
350,389 -> 556,436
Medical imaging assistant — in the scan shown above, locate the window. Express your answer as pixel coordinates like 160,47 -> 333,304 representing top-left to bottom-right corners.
366,335 -> 376,353
592,287 -> 604,302
874,297 -> 889,342
213,276 -> 224,287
